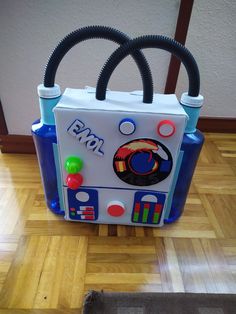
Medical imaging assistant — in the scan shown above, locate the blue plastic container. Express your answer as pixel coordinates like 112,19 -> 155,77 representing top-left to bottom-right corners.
31,90 -> 64,215
32,121 -> 62,214
165,130 -> 204,223
165,94 -> 204,223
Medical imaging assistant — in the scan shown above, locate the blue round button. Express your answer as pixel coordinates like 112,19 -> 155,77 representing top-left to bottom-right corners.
130,152 -> 155,174
119,118 -> 136,135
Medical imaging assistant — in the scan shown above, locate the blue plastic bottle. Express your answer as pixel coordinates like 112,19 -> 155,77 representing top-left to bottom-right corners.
31,84 -> 64,215
165,93 -> 204,223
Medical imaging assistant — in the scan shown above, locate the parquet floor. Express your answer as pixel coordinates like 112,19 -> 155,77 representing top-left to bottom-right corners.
0,133 -> 235,313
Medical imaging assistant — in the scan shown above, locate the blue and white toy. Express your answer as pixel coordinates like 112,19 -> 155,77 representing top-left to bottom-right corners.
32,26 -> 204,227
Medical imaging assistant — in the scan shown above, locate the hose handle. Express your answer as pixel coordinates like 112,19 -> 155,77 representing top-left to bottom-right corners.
41,25 -> 153,103
96,35 -> 200,103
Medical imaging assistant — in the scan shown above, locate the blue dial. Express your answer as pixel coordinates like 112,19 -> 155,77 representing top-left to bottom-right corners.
113,138 -> 173,186
129,152 -> 156,175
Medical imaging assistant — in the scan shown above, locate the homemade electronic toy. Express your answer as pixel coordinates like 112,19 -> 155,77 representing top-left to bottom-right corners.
32,26 -> 204,227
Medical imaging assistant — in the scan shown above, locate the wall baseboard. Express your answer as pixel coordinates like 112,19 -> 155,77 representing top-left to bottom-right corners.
0,100 -> 8,135
0,135 -> 36,154
197,117 -> 236,133
0,117 -> 235,154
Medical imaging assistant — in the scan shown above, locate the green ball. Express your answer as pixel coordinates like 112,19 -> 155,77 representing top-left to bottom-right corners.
65,156 -> 83,174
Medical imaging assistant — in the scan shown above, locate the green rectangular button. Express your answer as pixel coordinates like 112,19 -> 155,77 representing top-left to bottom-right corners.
142,208 -> 149,223
133,212 -> 139,222
153,212 -> 159,224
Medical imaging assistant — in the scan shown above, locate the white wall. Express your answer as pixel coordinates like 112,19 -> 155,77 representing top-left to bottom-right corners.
176,0 -> 236,117
0,0 -> 235,135
0,0 -> 179,135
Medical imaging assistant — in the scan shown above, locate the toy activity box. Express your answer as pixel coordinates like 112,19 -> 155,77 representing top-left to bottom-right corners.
32,26 -> 204,227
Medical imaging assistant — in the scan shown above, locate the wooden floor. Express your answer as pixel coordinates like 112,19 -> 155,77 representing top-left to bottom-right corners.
0,133 -> 235,313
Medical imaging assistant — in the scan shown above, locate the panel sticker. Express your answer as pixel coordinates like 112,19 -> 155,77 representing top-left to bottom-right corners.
67,119 -> 104,156
132,191 -> 166,225
67,188 -> 98,221
113,138 -> 173,186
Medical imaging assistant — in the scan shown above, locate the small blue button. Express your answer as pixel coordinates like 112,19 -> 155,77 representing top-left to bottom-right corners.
119,118 -> 136,135
160,160 -> 172,172
130,152 -> 155,174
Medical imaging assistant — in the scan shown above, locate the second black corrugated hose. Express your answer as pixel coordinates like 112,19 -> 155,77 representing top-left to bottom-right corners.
96,35 -> 200,102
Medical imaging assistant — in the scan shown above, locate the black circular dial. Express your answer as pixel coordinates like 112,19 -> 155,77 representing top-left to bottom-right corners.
113,138 -> 173,186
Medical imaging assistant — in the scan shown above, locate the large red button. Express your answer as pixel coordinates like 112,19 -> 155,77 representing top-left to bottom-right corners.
66,173 -> 83,190
157,120 -> 176,137
107,201 -> 125,217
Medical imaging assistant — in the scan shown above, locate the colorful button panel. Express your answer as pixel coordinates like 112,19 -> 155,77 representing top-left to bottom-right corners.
131,191 -> 165,225
67,188 -> 98,221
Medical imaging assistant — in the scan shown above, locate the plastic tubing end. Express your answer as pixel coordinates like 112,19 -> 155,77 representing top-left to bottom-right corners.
37,84 -> 61,99
181,92 -> 204,108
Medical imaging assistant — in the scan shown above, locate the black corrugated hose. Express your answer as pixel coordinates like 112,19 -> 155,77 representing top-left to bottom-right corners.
96,35 -> 200,102
43,25 -> 153,103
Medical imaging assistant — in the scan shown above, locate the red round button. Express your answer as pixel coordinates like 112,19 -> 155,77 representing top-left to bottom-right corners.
66,173 -> 83,190
157,120 -> 176,138
107,201 -> 125,217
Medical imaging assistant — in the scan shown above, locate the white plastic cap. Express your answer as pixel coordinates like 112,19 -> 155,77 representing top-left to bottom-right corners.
180,92 -> 204,108
37,84 -> 61,98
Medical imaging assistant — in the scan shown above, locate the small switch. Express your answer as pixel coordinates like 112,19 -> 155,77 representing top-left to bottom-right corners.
157,120 -> 176,138
65,156 -> 83,174
107,201 -> 125,217
119,118 -> 136,135
66,173 -> 83,190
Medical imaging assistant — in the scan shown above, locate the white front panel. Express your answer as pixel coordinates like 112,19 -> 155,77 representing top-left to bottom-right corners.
54,89 -> 187,227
